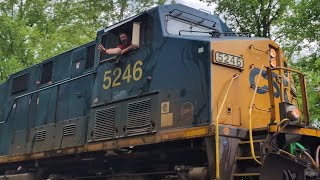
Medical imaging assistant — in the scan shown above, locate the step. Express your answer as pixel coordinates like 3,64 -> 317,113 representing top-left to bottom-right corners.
239,140 -> 264,144
236,156 -> 260,160
233,173 -> 260,177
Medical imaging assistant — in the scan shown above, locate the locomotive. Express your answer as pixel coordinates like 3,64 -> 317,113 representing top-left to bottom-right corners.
0,4 -> 319,180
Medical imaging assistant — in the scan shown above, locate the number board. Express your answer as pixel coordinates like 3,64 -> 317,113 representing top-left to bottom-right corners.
102,60 -> 143,90
214,51 -> 244,69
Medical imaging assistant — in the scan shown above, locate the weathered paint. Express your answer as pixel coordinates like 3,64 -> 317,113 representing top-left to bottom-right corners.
269,124 -> 320,137
210,39 -> 290,129
0,124 -> 250,164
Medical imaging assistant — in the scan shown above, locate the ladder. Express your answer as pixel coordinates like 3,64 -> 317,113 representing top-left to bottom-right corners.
233,139 -> 264,179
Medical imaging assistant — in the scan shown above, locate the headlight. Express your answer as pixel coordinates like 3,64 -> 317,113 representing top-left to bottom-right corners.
269,48 -> 277,68
279,102 -> 301,122
286,105 -> 301,121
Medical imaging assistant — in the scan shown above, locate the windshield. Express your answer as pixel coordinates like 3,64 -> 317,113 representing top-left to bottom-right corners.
165,15 -> 218,37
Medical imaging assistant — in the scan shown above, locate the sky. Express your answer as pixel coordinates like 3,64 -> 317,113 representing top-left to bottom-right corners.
174,0 -> 217,13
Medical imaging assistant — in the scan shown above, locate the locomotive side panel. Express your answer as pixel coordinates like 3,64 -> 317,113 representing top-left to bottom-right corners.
211,39 -> 283,129
89,27 -> 211,142
51,51 -> 72,83
151,38 -> 211,128
0,42 -> 95,156
6,65 -> 39,156
0,82 -> 10,156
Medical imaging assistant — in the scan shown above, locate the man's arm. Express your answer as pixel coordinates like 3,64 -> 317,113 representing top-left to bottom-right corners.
120,45 -> 137,55
105,48 -> 121,55
98,44 -> 121,55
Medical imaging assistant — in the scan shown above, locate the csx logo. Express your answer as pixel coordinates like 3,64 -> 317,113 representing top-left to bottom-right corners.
249,68 -> 289,102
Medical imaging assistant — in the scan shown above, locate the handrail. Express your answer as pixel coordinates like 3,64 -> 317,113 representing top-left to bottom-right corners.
271,67 -> 305,75
0,99 -> 16,124
214,73 -> 240,180
99,56 -> 119,64
249,65 -> 265,165
270,67 -> 310,125
249,66 -> 309,165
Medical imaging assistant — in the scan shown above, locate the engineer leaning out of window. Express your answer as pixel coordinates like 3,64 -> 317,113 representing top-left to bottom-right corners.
98,33 -> 137,55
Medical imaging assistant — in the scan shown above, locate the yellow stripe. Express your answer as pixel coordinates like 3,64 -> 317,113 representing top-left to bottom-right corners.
269,125 -> 320,137
186,128 -> 208,138
0,125 -> 214,164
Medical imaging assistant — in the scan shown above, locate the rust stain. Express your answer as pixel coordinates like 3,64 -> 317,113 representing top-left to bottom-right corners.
223,127 -> 230,136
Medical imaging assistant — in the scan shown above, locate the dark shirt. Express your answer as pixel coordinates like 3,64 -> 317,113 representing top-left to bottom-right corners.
117,43 -> 131,50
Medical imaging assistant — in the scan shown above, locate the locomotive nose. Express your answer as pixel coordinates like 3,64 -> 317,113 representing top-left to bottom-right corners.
210,38 -> 289,129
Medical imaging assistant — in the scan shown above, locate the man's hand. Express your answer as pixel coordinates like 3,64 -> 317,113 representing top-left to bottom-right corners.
129,44 -> 138,50
120,44 -> 138,55
98,44 -> 107,54
98,44 -> 121,55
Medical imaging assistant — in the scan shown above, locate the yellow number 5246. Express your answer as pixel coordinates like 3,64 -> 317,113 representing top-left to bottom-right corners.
102,60 -> 143,90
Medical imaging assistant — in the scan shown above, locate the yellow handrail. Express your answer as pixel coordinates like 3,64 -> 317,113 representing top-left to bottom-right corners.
248,65 -> 265,165
215,73 -> 240,180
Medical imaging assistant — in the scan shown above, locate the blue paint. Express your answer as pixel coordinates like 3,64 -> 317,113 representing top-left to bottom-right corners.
249,68 -> 280,98
283,76 -> 289,102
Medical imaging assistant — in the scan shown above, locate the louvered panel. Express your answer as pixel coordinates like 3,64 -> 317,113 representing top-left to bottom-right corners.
127,99 -> 151,136
35,130 -> 46,141
94,107 -> 115,141
63,124 -> 76,136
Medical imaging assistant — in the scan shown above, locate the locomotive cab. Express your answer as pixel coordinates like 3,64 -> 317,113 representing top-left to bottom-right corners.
91,3 -> 301,134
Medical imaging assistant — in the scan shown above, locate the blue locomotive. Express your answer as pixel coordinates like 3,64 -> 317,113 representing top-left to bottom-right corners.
0,4 -> 319,180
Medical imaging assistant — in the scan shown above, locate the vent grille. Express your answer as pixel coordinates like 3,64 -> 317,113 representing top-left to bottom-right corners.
85,45 -> 95,69
11,73 -> 29,94
94,107 -> 115,141
35,130 -> 46,141
63,124 -> 76,136
41,61 -> 53,84
127,99 -> 151,136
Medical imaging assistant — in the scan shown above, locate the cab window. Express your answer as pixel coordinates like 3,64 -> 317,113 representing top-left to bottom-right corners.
100,32 -> 119,61
166,15 -> 214,36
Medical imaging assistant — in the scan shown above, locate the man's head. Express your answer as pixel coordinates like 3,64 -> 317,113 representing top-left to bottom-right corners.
119,33 -> 129,45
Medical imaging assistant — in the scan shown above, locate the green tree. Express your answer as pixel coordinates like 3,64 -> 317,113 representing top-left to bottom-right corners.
278,0 -> 320,122
294,56 -> 320,123
200,0 -> 292,38
0,0 -> 164,81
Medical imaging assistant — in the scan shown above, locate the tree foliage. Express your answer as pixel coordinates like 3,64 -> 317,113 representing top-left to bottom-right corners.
201,0 -> 292,38
293,56 -> 320,123
278,0 -> 320,122
0,0 -> 164,81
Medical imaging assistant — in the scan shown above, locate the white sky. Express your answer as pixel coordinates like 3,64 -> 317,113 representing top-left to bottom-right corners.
174,0 -> 217,13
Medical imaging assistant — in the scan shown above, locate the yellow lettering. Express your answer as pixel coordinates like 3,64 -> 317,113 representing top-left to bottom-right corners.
103,70 -> 112,90
133,60 -> 143,81
112,67 -> 121,87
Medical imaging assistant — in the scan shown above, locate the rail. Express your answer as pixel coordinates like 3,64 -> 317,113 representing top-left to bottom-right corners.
248,65 -> 265,165
267,67 -> 310,125
214,73 -> 240,180
251,66 -> 310,165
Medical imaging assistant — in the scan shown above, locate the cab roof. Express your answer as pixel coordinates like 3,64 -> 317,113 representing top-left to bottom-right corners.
97,4 -> 233,36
